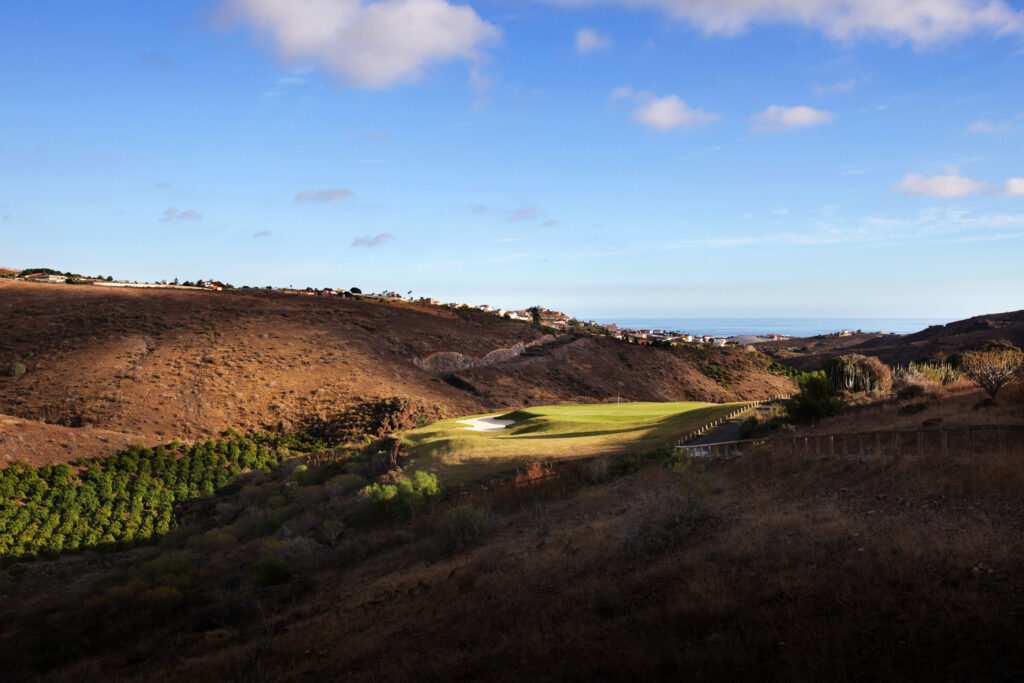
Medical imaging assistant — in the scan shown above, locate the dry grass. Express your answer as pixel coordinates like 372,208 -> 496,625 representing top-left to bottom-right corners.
794,381 -> 1024,436
3,444 -> 1024,681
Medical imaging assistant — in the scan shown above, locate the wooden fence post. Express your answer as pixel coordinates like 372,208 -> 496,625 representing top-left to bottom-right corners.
941,429 -> 948,457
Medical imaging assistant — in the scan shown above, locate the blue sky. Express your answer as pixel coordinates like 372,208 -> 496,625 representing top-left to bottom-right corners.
1,0 -> 1022,319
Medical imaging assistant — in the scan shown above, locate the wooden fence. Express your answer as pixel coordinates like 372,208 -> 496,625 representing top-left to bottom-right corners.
678,424 -> 1024,460
676,400 -> 770,446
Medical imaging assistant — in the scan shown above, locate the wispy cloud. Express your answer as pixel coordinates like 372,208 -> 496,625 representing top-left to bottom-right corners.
609,85 -> 651,101
967,119 -> 1011,134
813,78 -> 860,94
1005,178 -> 1024,196
295,188 -> 353,202
750,105 -> 833,132
575,27 -> 612,53
510,205 -> 541,222
556,0 -> 1024,46
223,0 -> 500,88
352,232 -> 395,247
161,207 -> 201,221
663,208 -> 1024,250
253,230 -> 272,237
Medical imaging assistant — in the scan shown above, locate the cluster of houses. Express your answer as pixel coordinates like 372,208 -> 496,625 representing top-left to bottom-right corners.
12,270 -> 800,347
600,325 -> 732,347
597,325 -> 792,348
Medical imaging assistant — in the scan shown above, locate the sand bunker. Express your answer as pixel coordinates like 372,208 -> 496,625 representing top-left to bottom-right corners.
457,415 -> 514,431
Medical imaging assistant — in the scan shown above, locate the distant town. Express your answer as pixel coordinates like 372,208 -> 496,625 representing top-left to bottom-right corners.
2,266 -> 814,346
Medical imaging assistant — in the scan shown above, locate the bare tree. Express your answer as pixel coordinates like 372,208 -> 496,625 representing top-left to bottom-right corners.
960,345 -> 1024,401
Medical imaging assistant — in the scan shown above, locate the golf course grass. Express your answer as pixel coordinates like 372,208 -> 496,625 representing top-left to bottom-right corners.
401,401 -> 746,483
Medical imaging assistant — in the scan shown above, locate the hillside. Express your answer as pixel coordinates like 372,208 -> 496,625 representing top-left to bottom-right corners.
3,439 -> 1023,681
0,280 -> 793,460
757,310 -> 1024,371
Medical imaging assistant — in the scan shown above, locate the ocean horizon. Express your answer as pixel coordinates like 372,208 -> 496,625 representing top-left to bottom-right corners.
592,318 -> 952,338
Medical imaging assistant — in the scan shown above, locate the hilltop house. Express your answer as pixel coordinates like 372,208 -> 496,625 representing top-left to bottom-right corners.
25,273 -> 66,284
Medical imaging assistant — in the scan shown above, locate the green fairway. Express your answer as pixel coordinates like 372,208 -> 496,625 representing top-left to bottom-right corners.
400,401 -> 745,484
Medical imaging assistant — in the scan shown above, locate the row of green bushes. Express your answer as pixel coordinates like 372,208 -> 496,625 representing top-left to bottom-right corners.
0,431 -> 322,560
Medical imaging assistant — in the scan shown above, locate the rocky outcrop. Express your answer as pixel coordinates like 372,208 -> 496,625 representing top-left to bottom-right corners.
414,335 -> 556,375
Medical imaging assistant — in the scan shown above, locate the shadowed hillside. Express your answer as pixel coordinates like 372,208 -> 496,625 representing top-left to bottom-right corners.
757,310 -> 1024,371
0,281 -> 793,461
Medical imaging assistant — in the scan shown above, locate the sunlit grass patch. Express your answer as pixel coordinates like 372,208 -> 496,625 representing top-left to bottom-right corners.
401,401 -> 743,484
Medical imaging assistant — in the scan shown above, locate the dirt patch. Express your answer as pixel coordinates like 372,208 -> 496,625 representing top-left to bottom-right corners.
0,414 -> 156,467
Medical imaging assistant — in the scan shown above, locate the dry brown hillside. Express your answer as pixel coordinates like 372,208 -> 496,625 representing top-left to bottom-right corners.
757,310 -> 1024,371
0,281 -> 793,456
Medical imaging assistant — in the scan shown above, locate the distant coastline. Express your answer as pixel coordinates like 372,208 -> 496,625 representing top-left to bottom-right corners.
592,318 -> 952,339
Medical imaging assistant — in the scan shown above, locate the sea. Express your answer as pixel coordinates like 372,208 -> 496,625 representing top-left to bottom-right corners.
593,318 -> 952,339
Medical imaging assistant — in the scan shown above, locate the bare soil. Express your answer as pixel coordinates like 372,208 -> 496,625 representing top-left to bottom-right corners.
0,280 -> 794,464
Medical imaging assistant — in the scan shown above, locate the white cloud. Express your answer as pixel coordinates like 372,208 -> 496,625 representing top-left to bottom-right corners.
750,104 -> 833,131
575,27 -> 612,53
1005,177 -> 1024,196
561,0 -> 1024,46
631,95 -> 720,131
967,119 -> 1010,134
224,0 -> 500,88
893,168 -> 987,197
295,188 -> 353,202
161,207 -> 201,221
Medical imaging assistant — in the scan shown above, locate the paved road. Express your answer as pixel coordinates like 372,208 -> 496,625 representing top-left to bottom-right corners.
685,404 -> 776,447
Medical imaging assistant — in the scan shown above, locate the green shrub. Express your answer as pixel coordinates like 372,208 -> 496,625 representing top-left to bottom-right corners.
251,555 -> 291,587
784,372 -> 846,424
699,363 -> 732,385
322,520 -> 345,545
436,505 -> 491,553
823,354 -> 892,394
363,470 -> 441,520
6,362 -> 26,377
894,361 -> 964,386
738,416 -> 760,439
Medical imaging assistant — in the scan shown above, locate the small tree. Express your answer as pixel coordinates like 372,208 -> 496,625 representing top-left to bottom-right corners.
785,371 -> 846,424
527,305 -> 543,326
351,286 -> 362,294
960,344 -> 1024,401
